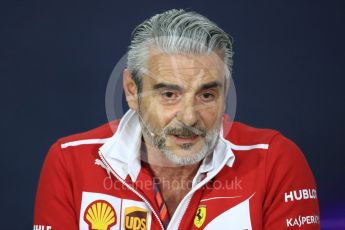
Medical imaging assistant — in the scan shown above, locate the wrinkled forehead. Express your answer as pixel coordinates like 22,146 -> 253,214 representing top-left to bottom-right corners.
143,50 -> 226,85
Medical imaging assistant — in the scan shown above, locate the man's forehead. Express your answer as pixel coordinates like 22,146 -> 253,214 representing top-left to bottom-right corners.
145,51 -> 225,82
145,67 -> 224,88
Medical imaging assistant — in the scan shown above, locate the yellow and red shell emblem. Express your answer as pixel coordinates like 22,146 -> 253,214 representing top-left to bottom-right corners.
84,200 -> 116,230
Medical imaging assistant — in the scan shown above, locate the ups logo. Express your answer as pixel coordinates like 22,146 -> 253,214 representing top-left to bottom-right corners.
124,207 -> 148,230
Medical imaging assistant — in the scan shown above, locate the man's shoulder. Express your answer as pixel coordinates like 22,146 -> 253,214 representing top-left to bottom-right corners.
225,121 -> 281,146
56,120 -> 120,149
226,121 -> 309,170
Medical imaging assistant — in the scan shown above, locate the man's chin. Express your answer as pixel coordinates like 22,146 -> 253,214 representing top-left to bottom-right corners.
160,146 -> 208,166
166,140 -> 204,154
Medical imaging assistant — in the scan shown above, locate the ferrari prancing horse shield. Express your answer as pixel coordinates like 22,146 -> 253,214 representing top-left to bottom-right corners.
194,205 -> 206,228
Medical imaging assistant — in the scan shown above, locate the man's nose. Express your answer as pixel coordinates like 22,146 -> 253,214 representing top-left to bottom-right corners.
176,95 -> 198,126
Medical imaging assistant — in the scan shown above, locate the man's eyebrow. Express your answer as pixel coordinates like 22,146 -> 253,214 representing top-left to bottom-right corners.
199,81 -> 223,91
152,81 -> 223,91
153,83 -> 182,91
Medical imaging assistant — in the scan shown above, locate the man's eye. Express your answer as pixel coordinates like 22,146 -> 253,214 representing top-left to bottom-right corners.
161,91 -> 179,101
199,92 -> 216,102
163,92 -> 175,98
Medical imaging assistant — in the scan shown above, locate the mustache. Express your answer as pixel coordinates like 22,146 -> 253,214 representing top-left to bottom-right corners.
164,125 -> 206,137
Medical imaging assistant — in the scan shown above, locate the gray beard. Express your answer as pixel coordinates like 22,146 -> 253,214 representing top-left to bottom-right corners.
140,118 -> 220,166
157,130 -> 219,166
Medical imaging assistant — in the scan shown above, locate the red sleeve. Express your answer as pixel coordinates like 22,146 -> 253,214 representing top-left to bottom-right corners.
34,141 -> 78,229
263,134 -> 320,229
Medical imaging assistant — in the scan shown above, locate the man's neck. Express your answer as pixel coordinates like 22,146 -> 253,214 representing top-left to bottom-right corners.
141,136 -> 201,217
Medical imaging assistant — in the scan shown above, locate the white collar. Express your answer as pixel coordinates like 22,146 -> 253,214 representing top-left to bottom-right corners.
99,109 -> 235,184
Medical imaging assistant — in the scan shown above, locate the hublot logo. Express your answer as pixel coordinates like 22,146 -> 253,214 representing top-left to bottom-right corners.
284,189 -> 317,203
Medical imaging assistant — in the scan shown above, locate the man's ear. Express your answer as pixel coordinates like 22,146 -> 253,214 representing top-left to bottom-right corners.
123,69 -> 139,111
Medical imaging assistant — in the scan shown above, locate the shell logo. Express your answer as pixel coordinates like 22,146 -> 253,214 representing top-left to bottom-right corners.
84,200 -> 117,230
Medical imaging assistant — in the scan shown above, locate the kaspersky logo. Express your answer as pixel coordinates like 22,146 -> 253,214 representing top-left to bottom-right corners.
194,205 -> 207,228
84,200 -> 116,230
124,207 -> 148,230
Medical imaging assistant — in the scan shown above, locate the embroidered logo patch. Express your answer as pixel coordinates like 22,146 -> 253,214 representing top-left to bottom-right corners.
80,192 -> 122,230
124,206 -> 148,230
194,205 -> 207,228
84,200 -> 116,230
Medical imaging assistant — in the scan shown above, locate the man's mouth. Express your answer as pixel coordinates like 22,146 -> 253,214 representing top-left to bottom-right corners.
170,134 -> 201,144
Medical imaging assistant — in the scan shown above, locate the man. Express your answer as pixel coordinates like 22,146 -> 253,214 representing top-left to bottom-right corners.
34,9 -> 320,229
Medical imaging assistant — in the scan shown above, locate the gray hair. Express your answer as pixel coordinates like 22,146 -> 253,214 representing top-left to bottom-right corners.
127,9 -> 234,92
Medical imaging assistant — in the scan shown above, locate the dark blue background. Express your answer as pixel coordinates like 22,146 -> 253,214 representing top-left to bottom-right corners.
2,1 -> 344,229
